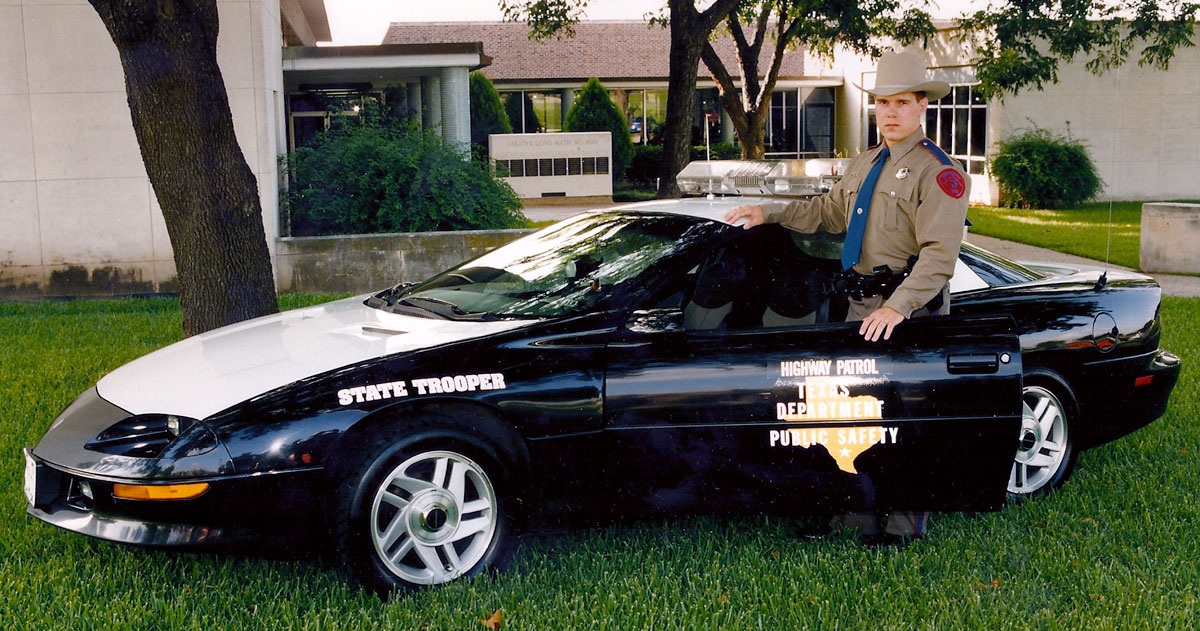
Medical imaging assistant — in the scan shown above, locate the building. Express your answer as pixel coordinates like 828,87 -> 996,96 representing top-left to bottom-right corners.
0,0 -> 484,298
3,4 -> 1197,299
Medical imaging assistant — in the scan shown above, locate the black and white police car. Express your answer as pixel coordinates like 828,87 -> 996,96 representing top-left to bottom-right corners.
25,161 -> 1181,594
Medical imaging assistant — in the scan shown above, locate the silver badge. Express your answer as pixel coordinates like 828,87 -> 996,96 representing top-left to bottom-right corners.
896,167 -> 910,180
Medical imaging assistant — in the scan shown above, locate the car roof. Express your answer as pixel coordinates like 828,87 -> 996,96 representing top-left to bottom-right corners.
594,196 -> 781,227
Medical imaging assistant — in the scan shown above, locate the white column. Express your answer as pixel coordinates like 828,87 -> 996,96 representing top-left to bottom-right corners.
721,107 -> 735,143
561,88 -> 575,128
439,67 -> 470,152
408,80 -> 422,124
425,75 -> 442,135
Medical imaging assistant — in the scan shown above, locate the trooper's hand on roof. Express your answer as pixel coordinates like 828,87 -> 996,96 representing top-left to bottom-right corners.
724,205 -> 764,229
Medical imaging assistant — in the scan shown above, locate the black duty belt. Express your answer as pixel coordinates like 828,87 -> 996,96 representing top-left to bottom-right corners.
833,256 -> 944,313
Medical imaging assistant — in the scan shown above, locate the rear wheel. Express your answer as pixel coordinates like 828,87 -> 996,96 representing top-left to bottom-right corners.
1008,385 -> 1077,496
335,433 -> 514,595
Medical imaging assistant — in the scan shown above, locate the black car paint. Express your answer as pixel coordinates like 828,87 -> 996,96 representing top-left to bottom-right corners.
26,216 -> 1180,549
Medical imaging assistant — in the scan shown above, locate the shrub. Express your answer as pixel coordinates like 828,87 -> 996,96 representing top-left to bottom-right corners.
990,126 -> 1102,209
690,141 -> 740,161
627,144 -> 664,183
282,103 -> 524,236
565,77 -> 635,178
469,72 -> 512,153
624,142 -> 742,183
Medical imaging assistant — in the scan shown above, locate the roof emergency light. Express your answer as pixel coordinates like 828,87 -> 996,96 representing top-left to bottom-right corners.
677,159 -> 849,197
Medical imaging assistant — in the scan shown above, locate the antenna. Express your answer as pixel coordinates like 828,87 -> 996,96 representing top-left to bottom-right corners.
1094,65 -> 1118,291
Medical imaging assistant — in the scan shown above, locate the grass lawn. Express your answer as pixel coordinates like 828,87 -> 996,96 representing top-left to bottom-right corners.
2,296 -> 1197,630
967,201 -> 1199,271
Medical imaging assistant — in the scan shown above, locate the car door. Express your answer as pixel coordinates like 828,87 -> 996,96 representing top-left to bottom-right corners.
601,314 -> 1021,514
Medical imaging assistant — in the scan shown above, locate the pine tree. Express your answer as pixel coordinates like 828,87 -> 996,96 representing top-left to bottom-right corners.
565,77 -> 634,178
469,72 -> 512,151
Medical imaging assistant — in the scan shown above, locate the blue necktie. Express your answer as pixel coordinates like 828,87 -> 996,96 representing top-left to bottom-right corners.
841,147 -> 890,271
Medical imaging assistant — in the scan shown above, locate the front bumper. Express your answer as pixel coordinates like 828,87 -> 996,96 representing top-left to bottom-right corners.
25,450 -> 328,549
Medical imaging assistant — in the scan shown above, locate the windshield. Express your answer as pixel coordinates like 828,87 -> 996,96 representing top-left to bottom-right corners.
372,212 -> 724,319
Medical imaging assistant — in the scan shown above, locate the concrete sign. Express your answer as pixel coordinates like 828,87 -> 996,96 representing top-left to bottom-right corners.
489,132 -> 613,199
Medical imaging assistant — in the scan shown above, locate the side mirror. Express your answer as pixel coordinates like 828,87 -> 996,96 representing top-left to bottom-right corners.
625,308 -> 684,334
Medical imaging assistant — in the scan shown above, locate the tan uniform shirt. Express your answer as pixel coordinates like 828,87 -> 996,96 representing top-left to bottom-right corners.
759,131 -> 969,318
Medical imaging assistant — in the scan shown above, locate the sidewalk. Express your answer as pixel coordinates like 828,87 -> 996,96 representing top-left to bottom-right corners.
964,234 -> 1200,298
520,200 -> 1200,298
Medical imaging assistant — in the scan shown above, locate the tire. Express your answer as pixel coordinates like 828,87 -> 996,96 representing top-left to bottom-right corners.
333,430 -> 514,595
1007,384 -> 1078,496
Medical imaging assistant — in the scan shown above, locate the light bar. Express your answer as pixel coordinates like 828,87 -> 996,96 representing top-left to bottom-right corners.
676,159 -> 850,197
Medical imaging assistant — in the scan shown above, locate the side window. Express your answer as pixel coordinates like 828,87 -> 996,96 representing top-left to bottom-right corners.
682,226 -> 846,331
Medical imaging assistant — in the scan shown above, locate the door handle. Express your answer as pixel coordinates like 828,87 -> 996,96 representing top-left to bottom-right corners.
947,354 -> 999,374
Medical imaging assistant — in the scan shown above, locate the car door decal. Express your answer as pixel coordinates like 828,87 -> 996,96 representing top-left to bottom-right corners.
769,356 -> 896,473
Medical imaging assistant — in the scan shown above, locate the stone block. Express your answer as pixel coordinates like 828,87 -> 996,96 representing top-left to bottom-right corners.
1141,203 -> 1200,274
37,178 -> 154,265
23,3 -> 124,94
30,92 -> 145,180
0,181 -> 41,266
0,94 -> 36,181
0,7 -> 28,94
217,1 -> 255,90
275,229 -> 536,294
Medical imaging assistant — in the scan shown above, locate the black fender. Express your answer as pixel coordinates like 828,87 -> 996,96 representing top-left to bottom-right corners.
329,397 -> 532,491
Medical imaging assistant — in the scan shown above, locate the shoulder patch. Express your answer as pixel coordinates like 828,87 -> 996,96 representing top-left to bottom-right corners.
918,139 -> 954,166
936,167 -> 966,199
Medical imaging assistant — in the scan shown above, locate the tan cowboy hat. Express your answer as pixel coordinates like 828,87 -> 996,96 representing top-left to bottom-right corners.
856,50 -> 950,101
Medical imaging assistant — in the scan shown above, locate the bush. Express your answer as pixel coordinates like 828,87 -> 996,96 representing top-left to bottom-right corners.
626,144 -> 664,182
690,141 -> 740,161
282,103 -> 524,236
469,72 -> 512,152
990,126 -> 1102,209
565,77 -> 635,178
624,142 -> 742,183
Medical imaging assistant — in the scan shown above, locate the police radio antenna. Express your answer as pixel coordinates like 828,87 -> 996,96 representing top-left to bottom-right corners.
1095,65 -> 1119,292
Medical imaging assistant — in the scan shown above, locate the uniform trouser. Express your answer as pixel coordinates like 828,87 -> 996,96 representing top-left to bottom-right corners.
837,284 -> 951,537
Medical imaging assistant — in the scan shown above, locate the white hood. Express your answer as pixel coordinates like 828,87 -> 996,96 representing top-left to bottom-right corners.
96,296 -> 535,419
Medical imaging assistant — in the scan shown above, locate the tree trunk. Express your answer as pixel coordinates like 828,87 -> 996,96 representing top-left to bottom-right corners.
656,0 -> 741,198
88,0 -> 278,336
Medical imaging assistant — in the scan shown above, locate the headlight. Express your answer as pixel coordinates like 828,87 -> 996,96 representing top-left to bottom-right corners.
85,414 -> 210,458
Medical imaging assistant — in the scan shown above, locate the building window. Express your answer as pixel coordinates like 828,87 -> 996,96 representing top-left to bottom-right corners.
286,88 -> 380,151
767,87 -> 835,159
500,91 -> 563,133
866,84 -> 987,174
605,88 -> 667,144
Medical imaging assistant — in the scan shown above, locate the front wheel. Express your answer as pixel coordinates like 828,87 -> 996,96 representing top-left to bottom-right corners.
1008,385 -> 1077,496
335,437 -> 514,595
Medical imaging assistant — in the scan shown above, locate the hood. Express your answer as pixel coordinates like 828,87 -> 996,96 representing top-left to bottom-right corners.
96,296 -> 536,420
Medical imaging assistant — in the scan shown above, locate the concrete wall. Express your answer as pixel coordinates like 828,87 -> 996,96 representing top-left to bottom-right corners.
998,43 -> 1200,202
0,0 -> 284,299
807,28 -> 1200,204
275,229 -> 534,295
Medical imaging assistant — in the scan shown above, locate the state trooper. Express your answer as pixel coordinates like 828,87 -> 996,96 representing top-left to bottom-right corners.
724,50 -> 970,545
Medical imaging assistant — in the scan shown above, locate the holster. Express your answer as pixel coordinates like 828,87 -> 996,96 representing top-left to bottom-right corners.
833,256 -> 944,313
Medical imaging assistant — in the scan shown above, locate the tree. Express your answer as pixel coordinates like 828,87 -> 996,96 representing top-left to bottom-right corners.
958,0 -> 1199,99
501,0 -> 741,198
88,0 -> 277,336
469,72 -> 513,153
564,78 -> 635,177
701,1 -> 934,159
503,0 -> 1196,192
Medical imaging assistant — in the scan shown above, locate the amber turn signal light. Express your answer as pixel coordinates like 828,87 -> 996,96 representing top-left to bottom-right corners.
112,482 -> 209,501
